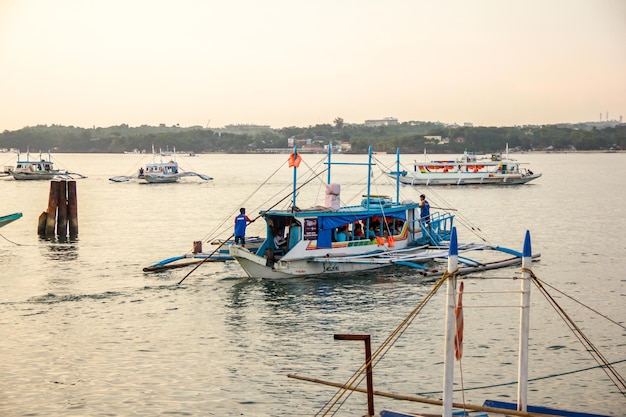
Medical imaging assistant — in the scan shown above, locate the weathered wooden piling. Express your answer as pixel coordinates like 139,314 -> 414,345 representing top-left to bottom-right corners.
40,179 -> 78,239
37,212 -> 47,236
45,180 -> 60,237
68,180 -> 78,237
57,180 -> 68,240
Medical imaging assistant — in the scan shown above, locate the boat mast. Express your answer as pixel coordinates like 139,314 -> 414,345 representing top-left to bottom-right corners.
395,147 -> 400,203
517,231 -> 532,412
326,144 -> 331,184
293,145 -> 299,208
442,228 -> 458,417
366,145 -> 372,208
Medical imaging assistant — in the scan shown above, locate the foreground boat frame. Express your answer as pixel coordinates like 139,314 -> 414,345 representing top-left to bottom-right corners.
289,230 -> 619,417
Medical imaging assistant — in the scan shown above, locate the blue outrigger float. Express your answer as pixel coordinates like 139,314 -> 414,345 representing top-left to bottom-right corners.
0,212 -> 23,228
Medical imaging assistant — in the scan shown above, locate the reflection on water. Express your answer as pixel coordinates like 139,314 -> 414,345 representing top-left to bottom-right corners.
0,153 -> 625,416
40,240 -> 79,261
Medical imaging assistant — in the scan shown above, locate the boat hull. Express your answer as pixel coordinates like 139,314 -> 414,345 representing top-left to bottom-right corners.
229,245 -> 389,279
396,172 -> 541,185
9,170 -> 62,180
142,173 -> 180,183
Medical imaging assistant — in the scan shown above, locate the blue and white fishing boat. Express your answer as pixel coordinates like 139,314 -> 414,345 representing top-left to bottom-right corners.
0,212 -> 22,228
5,150 -> 85,180
228,146 -> 539,279
290,230 -> 622,417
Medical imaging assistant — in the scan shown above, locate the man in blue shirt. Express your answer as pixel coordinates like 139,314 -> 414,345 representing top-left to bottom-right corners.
234,208 -> 251,246
419,194 -> 430,224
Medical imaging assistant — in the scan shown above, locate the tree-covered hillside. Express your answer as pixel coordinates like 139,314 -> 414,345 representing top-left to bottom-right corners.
0,121 -> 624,153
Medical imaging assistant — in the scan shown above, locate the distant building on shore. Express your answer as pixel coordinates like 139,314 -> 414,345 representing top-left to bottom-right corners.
364,117 -> 398,127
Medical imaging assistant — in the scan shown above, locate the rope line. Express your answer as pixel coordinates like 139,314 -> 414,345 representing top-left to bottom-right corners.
524,267 -> 626,397
415,358 -> 626,395
0,233 -> 24,246
535,276 -> 626,331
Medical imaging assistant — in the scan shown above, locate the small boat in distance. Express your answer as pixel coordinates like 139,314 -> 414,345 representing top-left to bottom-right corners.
0,212 -> 23,228
5,150 -> 86,180
391,148 -> 541,186
109,147 -> 212,184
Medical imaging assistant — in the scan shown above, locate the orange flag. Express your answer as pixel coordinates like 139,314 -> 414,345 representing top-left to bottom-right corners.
288,152 -> 302,168
454,281 -> 464,361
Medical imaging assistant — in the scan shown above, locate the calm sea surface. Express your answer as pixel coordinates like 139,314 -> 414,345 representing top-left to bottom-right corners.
1,152 -> 624,416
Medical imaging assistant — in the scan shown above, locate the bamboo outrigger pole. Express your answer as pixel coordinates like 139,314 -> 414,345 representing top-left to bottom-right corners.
286,373 -> 546,417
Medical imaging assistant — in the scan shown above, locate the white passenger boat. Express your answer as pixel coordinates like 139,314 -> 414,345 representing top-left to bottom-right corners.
228,147 -> 538,279
5,150 -> 85,180
290,231 -> 622,417
391,150 -> 541,186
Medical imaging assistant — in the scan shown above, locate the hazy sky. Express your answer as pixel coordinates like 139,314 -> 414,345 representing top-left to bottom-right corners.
1,0 -> 625,130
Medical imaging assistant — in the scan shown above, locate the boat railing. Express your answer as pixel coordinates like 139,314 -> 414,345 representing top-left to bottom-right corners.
414,212 -> 454,246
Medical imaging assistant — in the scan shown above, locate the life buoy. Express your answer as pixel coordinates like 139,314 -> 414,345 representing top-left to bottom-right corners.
288,152 -> 302,168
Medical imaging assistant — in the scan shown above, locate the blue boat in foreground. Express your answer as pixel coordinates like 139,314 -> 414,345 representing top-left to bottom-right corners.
289,231 -> 623,416
0,212 -> 23,228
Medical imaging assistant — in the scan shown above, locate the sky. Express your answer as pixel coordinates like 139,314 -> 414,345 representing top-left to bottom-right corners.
1,0 -> 625,131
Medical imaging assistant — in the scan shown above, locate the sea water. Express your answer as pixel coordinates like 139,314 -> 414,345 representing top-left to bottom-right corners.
0,152 -> 624,416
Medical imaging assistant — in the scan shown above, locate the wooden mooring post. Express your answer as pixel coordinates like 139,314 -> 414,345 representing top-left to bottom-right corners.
39,179 -> 78,240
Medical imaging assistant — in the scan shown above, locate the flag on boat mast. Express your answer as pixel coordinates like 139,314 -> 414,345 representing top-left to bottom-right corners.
288,151 -> 302,168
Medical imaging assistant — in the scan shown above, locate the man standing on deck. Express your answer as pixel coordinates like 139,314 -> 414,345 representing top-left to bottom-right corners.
419,194 -> 430,225
234,208 -> 251,246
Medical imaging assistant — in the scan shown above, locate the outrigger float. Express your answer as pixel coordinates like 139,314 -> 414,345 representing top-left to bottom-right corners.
0,212 -> 23,228
227,146 -> 540,279
143,237 -> 263,272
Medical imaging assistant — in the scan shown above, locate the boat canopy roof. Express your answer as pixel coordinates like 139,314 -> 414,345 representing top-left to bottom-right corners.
262,202 -> 412,220
146,161 -> 177,168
